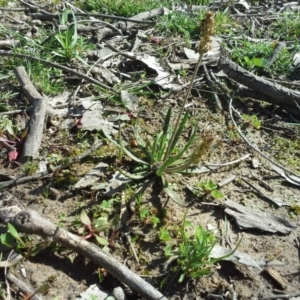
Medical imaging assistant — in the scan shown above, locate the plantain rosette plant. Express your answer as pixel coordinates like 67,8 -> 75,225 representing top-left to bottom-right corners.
104,11 -> 216,205
104,109 -> 214,205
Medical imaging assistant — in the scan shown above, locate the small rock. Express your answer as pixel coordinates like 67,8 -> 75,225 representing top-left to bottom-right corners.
111,287 -> 127,300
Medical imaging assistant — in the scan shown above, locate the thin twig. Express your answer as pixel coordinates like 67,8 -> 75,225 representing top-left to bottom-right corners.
163,52 -> 204,160
228,97 -> 300,177
203,64 -> 222,110
124,233 -> 139,265
6,273 -> 43,300
18,0 -> 156,24
0,141 -> 104,190
72,56 -> 103,104
205,154 -> 250,167
0,50 -> 118,94
262,291 -> 300,300
0,109 -> 30,116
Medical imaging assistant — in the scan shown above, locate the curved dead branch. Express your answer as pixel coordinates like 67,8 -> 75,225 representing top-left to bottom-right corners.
0,198 -> 167,300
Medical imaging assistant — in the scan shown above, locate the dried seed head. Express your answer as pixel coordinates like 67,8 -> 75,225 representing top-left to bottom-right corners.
199,11 -> 215,55
191,134 -> 214,164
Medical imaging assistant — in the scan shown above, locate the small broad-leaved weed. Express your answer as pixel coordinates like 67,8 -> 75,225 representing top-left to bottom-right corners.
77,210 -> 110,248
0,223 -> 43,256
189,180 -> 224,200
198,180 -> 224,200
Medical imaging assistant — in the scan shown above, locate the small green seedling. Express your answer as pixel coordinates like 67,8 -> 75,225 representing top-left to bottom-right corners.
197,180 -> 224,200
78,210 -> 109,246
159,228 -> 172,242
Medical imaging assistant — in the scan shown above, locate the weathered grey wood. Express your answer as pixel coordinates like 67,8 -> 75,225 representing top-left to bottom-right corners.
223,199 -> 296,234
14,67 -> 48,163
217,56 -> 300,111
238,86 -> 299,116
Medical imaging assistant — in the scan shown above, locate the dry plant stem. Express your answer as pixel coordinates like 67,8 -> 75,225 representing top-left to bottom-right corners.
228,98 -> 300,177
206,153 -> 250,167
203,64 -> 222,110
0,141 -> 104,190
14,67 -> 47,163
0,208 -> 167,300
163,53 -> 204,161
72,57 -> 103,104
0,50 -> 117,94
0,109 -> 30,116
262,291 -> 300,300
6,273 -> 42,300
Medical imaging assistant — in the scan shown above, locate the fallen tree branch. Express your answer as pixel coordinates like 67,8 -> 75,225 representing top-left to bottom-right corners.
14,67 -> 47,163
0,199 -> 167,300
217,56 -> 300,113
237,85 -> 299,116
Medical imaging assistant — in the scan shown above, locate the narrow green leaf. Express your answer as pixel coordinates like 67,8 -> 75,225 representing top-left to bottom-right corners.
117,168 -> 151,180
70,10 -> 78,48
157,121 -> 196,176
163,108 -> 172,134
150,132 -> 163,163
134,123 -> 146,148
80,210 -> 91,226
94,235 -> 109,246
178,273 -> 185,283
168,111 -> 189,154
163,186 -> 185,206
7,223 -> 21,241
119,140 -> 148,165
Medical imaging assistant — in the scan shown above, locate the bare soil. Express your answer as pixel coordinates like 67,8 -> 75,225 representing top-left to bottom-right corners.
0,0 -> 300,300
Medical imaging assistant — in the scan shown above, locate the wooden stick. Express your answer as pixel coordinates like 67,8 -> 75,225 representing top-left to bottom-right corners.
14,67 -> 47,163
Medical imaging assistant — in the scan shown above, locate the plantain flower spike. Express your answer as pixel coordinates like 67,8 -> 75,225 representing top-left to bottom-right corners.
191,134 -> 214,164
199,11 -> 215,55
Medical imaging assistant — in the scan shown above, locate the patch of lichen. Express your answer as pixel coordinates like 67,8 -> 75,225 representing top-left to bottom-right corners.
271,137 -> 300,173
